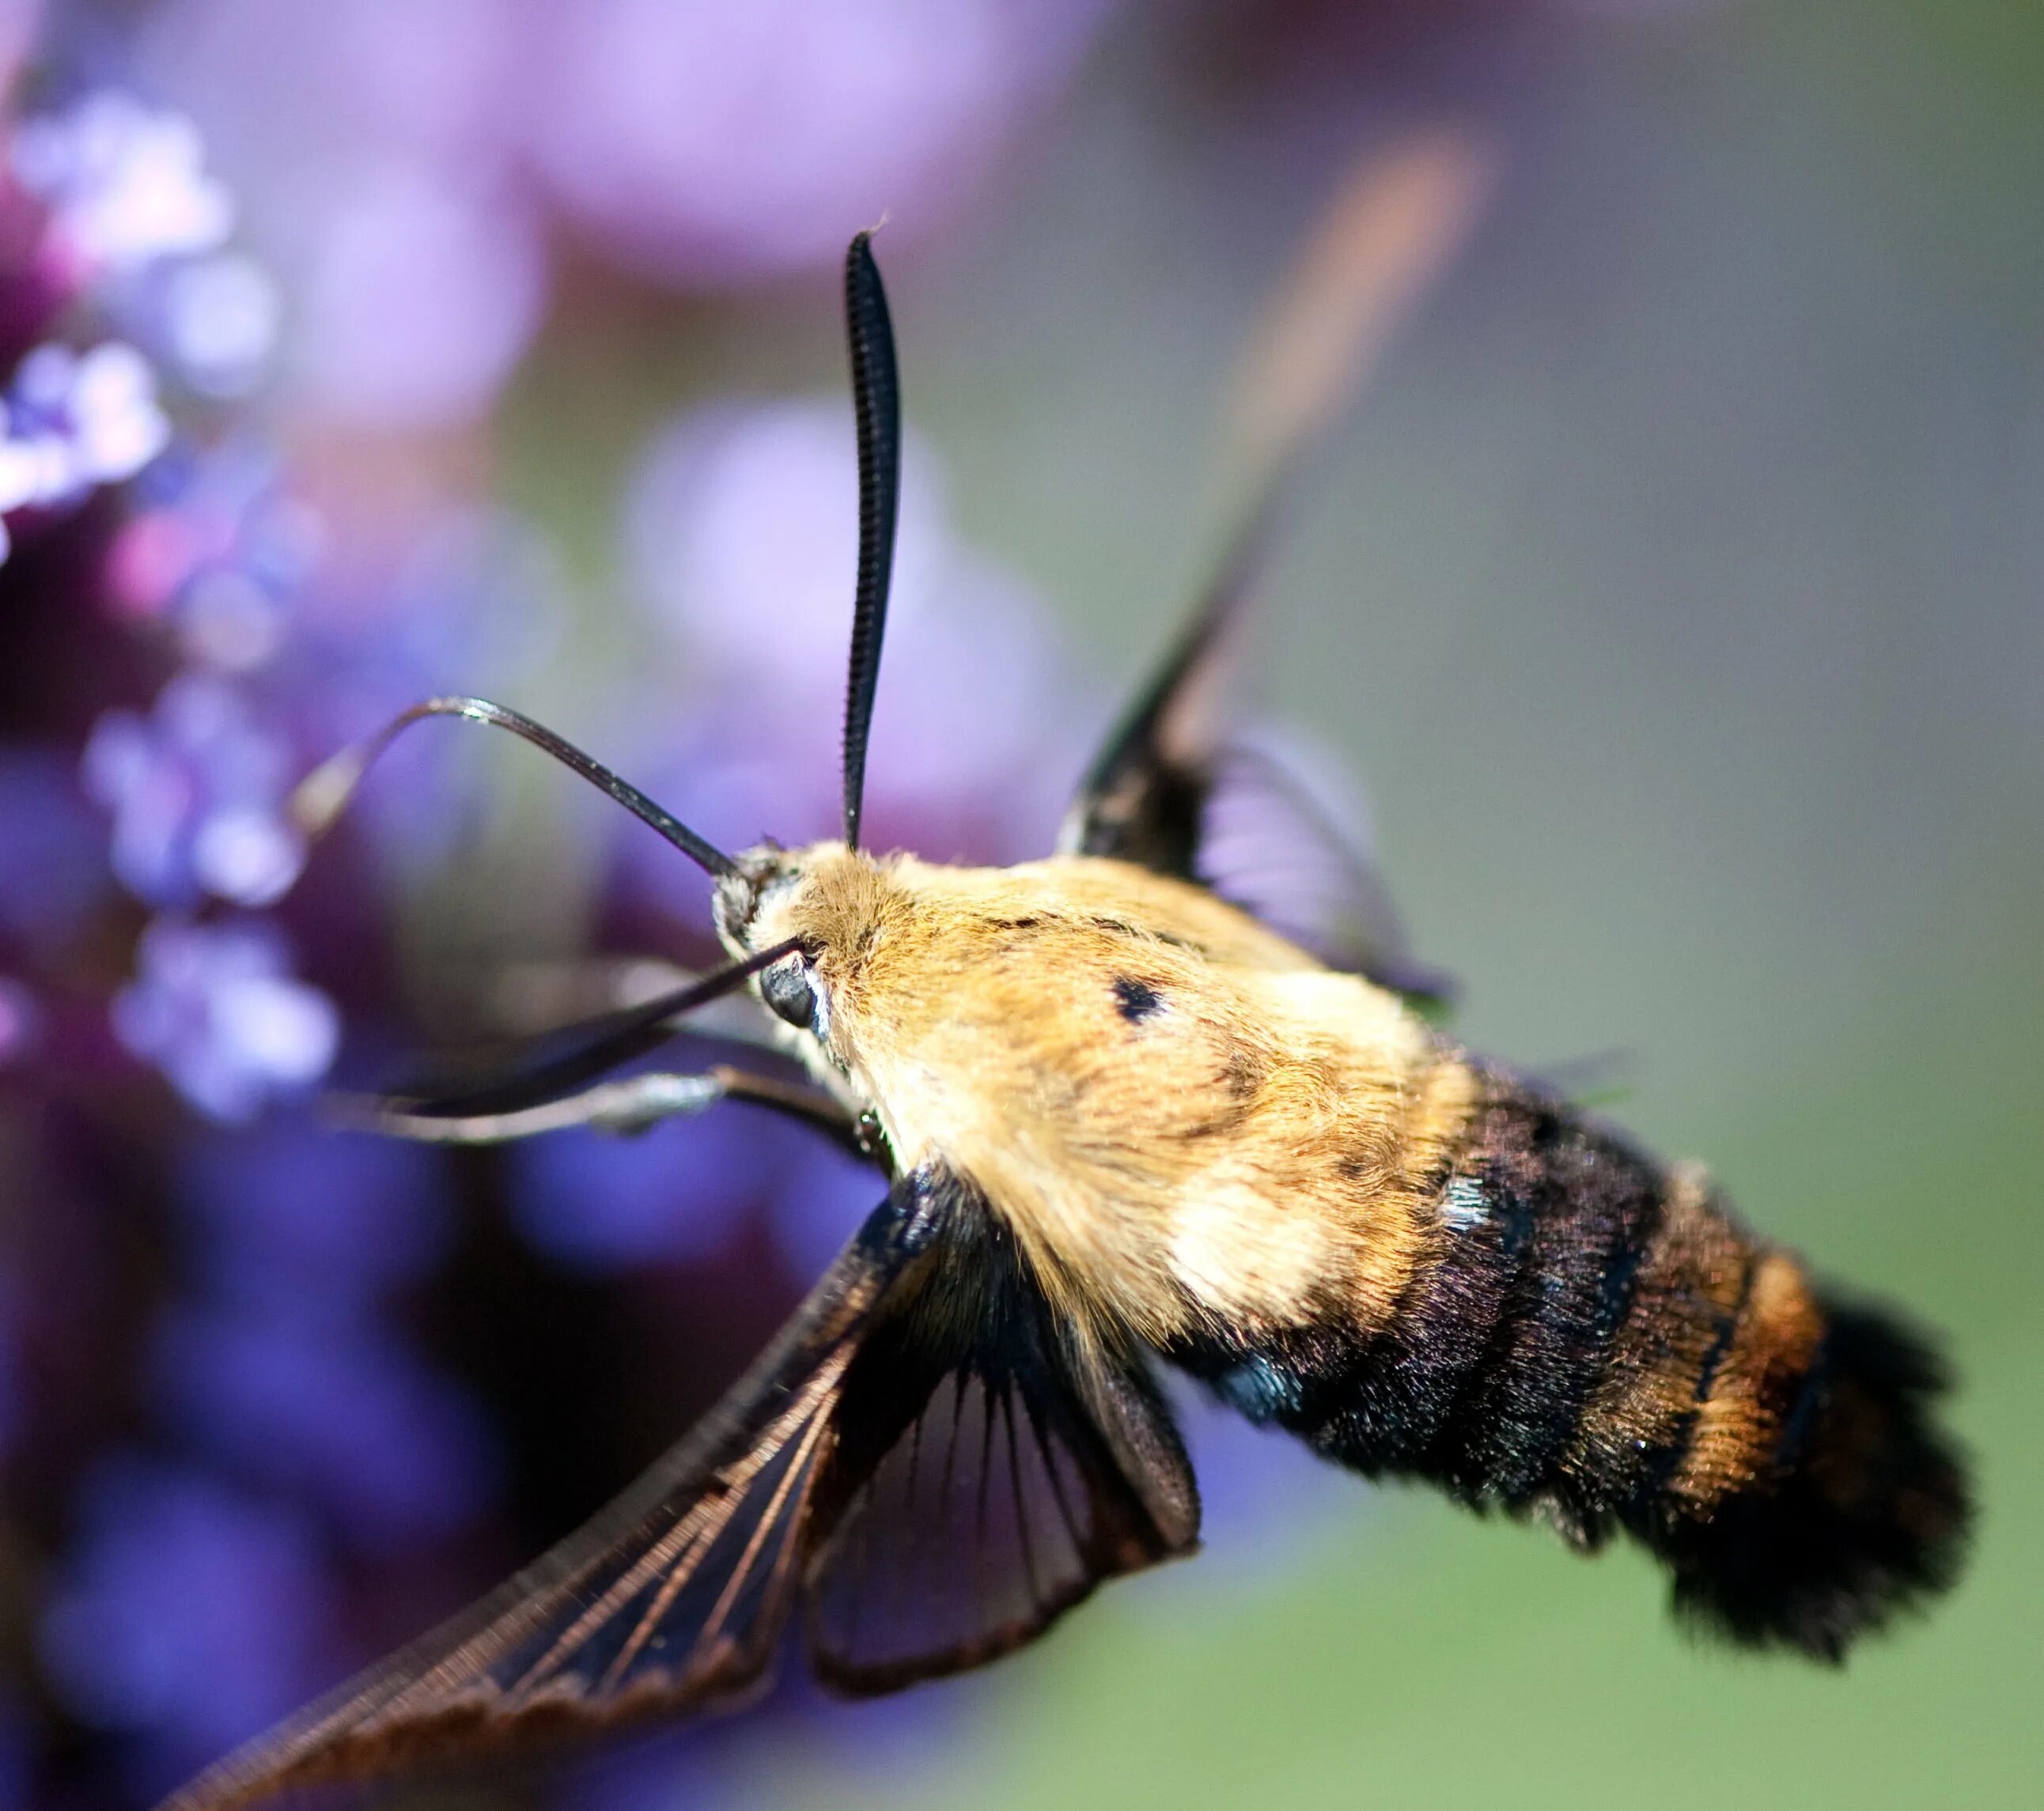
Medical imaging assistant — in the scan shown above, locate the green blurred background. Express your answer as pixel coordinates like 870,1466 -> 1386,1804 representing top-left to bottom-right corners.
486,2 -> 2042,1806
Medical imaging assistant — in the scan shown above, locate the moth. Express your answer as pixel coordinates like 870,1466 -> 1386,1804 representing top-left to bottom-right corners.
164,177 -> 1970,1811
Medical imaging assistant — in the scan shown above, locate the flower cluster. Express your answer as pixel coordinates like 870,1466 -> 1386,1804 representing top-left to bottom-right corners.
133,0 -> 1119,430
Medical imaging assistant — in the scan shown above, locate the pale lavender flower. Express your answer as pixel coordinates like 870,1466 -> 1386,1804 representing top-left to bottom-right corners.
110,917 -> 339,1121
155,249 -> 282,398
0,340 -> 172,554
139,0 -> 545,429
108,437 -> 323,670
82,672 -> 306,908
11,91 -> 234,282
290,159 -> 544,429
518,0 -> 1116,284
619,399 -> 1081,883
37,1460 -> 335,1768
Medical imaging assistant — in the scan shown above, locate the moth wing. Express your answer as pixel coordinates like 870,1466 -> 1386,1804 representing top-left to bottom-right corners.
1057,591 -> 1450,1004
806,1227 -> 1199,1694
1194,739 -> 1455,1004
157,1176 -> 945,1811
1060,130 -> 1493,1008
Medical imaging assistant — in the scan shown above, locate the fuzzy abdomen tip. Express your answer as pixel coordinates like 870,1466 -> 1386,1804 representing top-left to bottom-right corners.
1660,1298 -> 1971,1662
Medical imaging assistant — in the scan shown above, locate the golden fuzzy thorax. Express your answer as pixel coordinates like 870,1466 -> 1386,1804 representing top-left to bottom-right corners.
723,843 -> 1478,1348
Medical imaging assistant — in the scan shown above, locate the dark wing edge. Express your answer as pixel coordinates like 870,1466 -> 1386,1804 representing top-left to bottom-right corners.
157,1167 -> 1198,1811
156,1174 -> 944,1811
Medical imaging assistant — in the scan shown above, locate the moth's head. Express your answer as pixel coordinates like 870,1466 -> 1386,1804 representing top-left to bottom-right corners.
714,840 -> 893,1056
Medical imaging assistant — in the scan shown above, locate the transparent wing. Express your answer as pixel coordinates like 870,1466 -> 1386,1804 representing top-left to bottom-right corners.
1060,130 -> 1492,1008
159,1171 -> 1198,1811
157,1174 -> 944,1811
807,1230 -> 1199,1693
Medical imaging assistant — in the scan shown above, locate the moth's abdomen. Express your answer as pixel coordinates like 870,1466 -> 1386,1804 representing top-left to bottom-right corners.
1173,1076 -> 1970,1659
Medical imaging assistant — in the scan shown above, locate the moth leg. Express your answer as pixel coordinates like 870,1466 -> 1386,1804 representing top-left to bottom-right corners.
331,1065 -> 872,1162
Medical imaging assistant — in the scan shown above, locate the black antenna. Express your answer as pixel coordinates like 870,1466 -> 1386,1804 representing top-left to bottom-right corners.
838,229 -> 901,850
383,936 -> 804,1119
292,696 -> 736,878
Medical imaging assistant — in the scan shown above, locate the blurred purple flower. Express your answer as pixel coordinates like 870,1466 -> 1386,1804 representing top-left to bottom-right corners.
756,1135 -> 883,1284
0,339 -> 170,554
0,749 -> 109,946
6,88 -> 282,397
110,916 -> 339,1121
278,502 -> 566,866
618,399 -> 1081,896
134,0 -> 1117,443
155,1306 -> 496,1552
175,1120 -> 452,1313
153,248 -> 282,398
82,672 -> 306,908
520,0 -> 1115,284
139,0 -> 545,428
109,438 -> 324,667
37,1459 -> 335,1770
1168,1388 -> 1351,1582
11,91 -> 234,285
0,973 -> 38,1066
293,161 -> 545,429
509,1110 -> 768,1272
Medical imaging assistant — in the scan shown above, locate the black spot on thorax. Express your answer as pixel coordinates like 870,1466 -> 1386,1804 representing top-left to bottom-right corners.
1112,977 -> 1164,1023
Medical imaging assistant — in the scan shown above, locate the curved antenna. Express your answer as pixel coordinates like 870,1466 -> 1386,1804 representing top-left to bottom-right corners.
292,696 -> 736,879
375,936 -> 804,1121
838,230 -> 902,851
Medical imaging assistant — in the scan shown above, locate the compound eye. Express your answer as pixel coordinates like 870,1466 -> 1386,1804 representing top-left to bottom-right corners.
760,955 -> 817,1031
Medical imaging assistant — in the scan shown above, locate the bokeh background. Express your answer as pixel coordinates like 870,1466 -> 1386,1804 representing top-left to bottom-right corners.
0,2 -> 2038,1809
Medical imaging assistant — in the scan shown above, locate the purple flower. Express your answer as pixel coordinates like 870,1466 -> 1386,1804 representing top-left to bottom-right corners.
0,749 -> 110,948
175,1119 -> 452,1313
1167,1387 -> 1351,1582
138,0 -> 545,428
37,1460 -> 335,1766
0,973 -> 39,1068
763,1134 -> 888,1284
615,399 -> 1083,902
108,437 -> 323,668
11,92 -> 235,284
0,340 -> 171,554
508,1108 -> 775,1272
153,248 -> 282,398
82,672 -> 307,908
110,916 -> 339,1121
154,1306 -> 496,1552
290,160 -> 544,429
519,0 -> 1116,284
